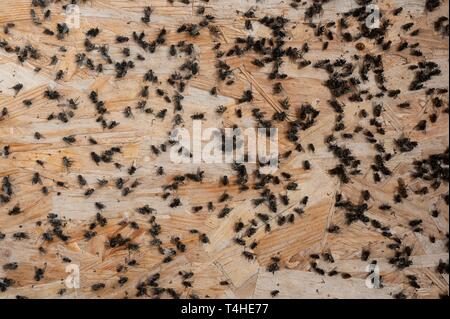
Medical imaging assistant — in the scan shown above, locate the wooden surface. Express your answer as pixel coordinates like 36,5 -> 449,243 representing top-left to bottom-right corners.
0,0 -> 448,299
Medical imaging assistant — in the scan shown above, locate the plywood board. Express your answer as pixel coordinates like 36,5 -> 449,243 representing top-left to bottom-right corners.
0,0 -> 448,299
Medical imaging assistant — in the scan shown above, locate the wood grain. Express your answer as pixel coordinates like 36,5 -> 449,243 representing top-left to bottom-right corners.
0,0 -> 448,299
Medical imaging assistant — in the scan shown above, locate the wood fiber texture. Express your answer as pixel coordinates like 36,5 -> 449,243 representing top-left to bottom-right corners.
0,0 -> 449,299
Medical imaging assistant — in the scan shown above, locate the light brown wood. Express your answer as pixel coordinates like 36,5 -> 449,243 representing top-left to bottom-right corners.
0,0 -> 448,299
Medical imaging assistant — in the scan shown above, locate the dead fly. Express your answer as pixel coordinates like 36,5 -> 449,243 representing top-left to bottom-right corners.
141,86 -> 149,98
409,28 -> 420,36
361,249 -> 371,261
252,59 -> 265,68
77,175 -> 87,187
56,23 -> 69,40
303,160 -> 311,170
63,135 -> 76,144
34,267 -> 45,281
410,49 -> 423,57
209,87 -> 218,97
395,137 -> 418,153
192,206 -> 203,213
62,156 -> 73,169
242,251 -> 255,260
32,172 -> 42,185
120,47 -> 130,57
129,179 -> 140,188
393,7 -> 403,15
362,190 -> 371,201
409,219 -> 423,232
95,202 -> 105,211
30,8 -> 41,25
2,262 -> 18,271
218,192 -> 231,203
322,252 -> 335,263
13,232 -> 29,240
0,107 -> 8,120
341,273 -> 352,279
142,6 -> 153,24
402,23 -> 414,32
327,225 -> 340,233
266,288 -> 279,298
2,176 -> 12,197
81,187 -> 94,197
218,206 -> 233,218
22,100 -> 33,107
128,164 -> 137,176
393,179 -> 409,203
273,82 -> 283,94
170,198 -> 182,208
115,177 -> 125,190
167,44 -> 177,57
199,233 -> 209,244
35,160 -> 45,168
191,113 -> 205,120
216,105 -> 227,114
397,41 -> 409,52
249,241 -> 259,249
8,205 -> 21,216
185,169 -> 204,182
11,83 -> 23,95
3,22 -> 15,34
94,179 -> 107,188
310,262 -> 325,276
40,186 -> 48,195
34,132 -> 44,140
378,203 -> 391,211
301,196 -> 309,206
55,70 -> 65,81
414,120 -> 427,131
238,90 -> 253,103
397,102 -> 410,109
436,260 -> 449,274
151,145 -> 161,156
116,35 -> 129,43
44,89 -> 61,100
234,220 -> 244,233
382,41 -> 392,51
156,109 -> 167,119
155,166 -> 165,176
267,257 -> 281,273
86,27 -> 100,38
407,275 -> 420,289
91,283 -> 105,291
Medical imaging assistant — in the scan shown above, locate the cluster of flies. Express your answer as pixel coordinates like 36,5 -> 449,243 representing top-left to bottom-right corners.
0,0 -> 449,299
